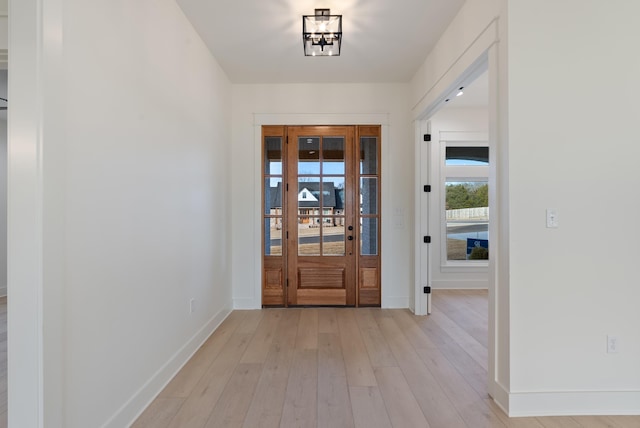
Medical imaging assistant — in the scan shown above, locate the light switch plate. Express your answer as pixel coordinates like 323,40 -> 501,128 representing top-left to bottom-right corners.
546,208 -> 559,228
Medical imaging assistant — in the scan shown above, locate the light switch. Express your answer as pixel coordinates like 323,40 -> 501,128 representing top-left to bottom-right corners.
546,208 -> 559,228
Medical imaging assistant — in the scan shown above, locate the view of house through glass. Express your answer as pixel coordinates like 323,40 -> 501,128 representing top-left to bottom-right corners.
292,136 -> 346,256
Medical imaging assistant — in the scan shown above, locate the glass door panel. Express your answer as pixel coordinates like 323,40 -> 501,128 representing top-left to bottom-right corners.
360,137 -> 378,174
323,137 -> 345,174
262,128 -> 286,306
298,137 -> 320,175
360,177 -> 378,215
298,217 -> 321,255
360,218 -> 378,256
264,137 -> 283,257
357,128 -> 381,306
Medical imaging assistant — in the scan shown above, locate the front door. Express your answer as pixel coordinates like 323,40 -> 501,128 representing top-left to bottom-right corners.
287,126 -> 356,305
262,125 -> 381,307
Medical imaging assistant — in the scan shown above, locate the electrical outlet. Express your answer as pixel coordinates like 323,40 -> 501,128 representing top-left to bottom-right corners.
189,298 -> 195,314
607,335 -> 618,353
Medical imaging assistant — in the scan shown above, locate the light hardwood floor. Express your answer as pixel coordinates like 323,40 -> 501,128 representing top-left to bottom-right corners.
0,296 -> 6,428
134,291 -> 639,428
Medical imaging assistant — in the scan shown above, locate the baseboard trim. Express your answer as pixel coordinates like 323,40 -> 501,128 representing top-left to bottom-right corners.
233,296 -> 260,309
233,296 -> 410,309
102,301 -> 233,428
490,381 -> 510,415
431,280 -> 488,289
382,296 -> 409,308
508,390 -> 640,417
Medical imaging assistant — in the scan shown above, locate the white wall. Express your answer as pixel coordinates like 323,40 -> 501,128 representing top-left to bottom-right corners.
0,118 -> 5,296
0,0 -> 6,68
10,0 -> 233,426
507,0 -> 640,415
231,83 -> 413,309
428,107 -> 489,289
412,0 -> 640,416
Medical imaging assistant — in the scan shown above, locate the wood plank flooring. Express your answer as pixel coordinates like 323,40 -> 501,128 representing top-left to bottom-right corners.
135,291 -> 638,427
0,297 -> 5,428
0,293 -> 636,427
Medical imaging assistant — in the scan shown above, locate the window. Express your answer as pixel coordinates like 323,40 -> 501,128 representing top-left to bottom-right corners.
445,181 -> 488,260
442,142 -> 489,263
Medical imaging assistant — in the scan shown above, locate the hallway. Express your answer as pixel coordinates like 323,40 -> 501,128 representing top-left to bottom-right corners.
134,291 -> 640,427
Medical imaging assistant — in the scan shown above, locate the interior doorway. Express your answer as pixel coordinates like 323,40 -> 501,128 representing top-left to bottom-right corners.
262,125 -> 381,307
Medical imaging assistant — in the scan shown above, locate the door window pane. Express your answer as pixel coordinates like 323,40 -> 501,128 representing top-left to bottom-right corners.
360,178 -> 378,215
323,137 -> 345,175
298,179 -> 322,212
360,137 -> 378,174
264,178 -> 282,215
360,218 -> 378,255
323,225 -> 345,256
264,218 -> 282,256
445,181 -> 489,260
322,177 -> 344,214
298,217 -> 320,255
264,137 -> 282,174
299,137 -> 320,174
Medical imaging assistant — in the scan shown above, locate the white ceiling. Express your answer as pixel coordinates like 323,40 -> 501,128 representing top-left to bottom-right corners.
441,69 -> 488,109
176,0 -> 466,84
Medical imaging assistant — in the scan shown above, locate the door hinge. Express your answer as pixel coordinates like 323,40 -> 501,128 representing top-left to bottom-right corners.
423,134 -> 431,142
423,236 -> 431,243
423,185 -> 431,193
423,286 -> 431,294
286,231 -> 289,239
286,183 -> 288,191
286,278 -> 289,287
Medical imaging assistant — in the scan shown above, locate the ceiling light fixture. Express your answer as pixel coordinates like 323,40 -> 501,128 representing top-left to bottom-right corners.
303,9 -> 342,56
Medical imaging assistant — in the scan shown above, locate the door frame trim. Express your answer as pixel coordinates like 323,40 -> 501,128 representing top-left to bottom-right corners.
246,113 -> 389,310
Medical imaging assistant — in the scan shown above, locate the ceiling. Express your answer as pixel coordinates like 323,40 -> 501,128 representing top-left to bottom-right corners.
175,0 -> 466,84
441,70 -> 488,109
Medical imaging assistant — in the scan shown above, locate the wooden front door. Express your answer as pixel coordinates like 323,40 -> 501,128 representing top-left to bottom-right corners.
286,126 -> 356,305
262,125 -> 381,307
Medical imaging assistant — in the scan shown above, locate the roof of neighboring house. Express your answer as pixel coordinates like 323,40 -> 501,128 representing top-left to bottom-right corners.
269,182 -> 344,209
